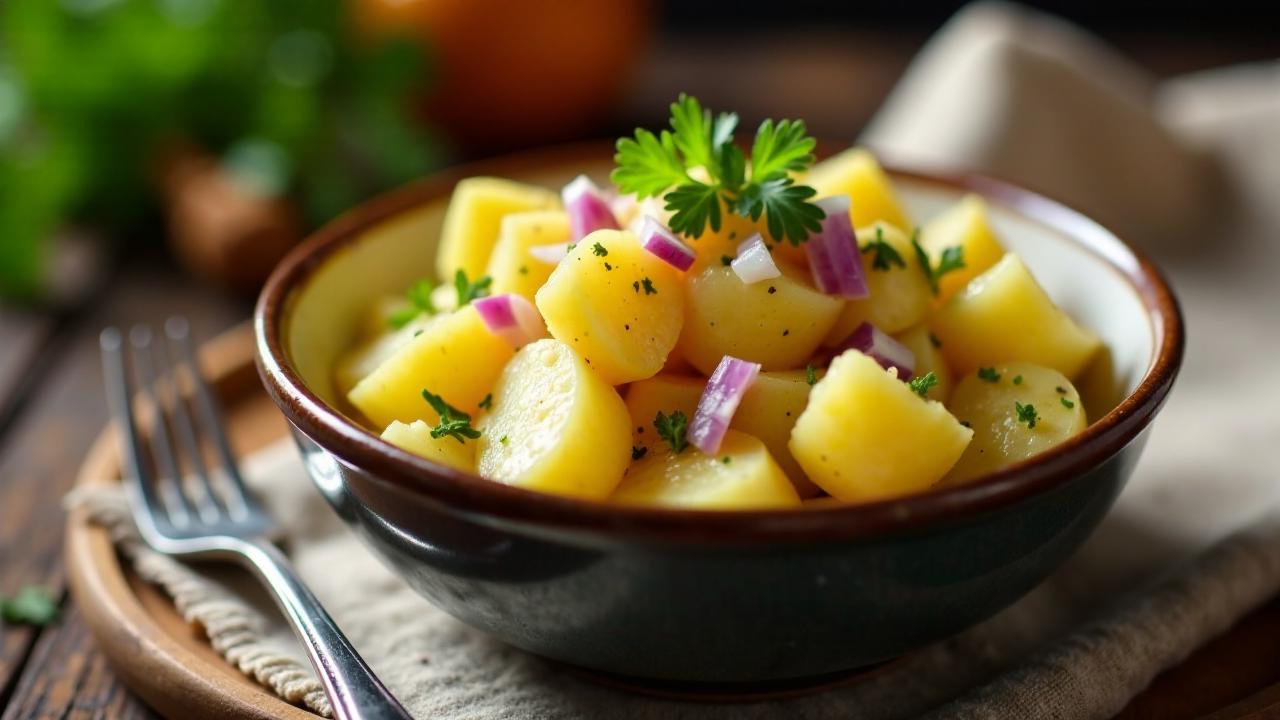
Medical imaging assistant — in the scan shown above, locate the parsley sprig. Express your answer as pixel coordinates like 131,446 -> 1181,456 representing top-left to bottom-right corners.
388,279 -> 437,329
1015,401 -> 1039,429
863,226 -> 906,271
908,371 -> 939,398
613,94 -> 825,246
654,410 -> 690,454
454,270 -> 492,307
421,389 -> 482,443
910,228 -> 966,295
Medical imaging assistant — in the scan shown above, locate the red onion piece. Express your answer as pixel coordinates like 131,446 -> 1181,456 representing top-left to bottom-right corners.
562,175 -> 620,242
638,216 -> 696,271
803,195 -> 869,299
528,243 -> 570,265
689,355 -> 761,456
730,233 -> 780,284
840,322 -> 915,379
473,294 -> 547,348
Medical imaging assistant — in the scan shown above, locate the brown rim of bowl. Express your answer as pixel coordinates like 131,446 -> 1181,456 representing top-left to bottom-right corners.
254,140 -> 1184,544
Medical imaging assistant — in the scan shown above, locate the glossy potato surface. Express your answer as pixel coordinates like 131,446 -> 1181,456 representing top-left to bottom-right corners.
381,419 -> 475,473
486,210 -> 571,301
806,148 -> 913,231
920,194 -> 1006,302
894,324 -> 952,403
624,374 -> 704,448
436,177 -> 559,280
731,370 -> 821,497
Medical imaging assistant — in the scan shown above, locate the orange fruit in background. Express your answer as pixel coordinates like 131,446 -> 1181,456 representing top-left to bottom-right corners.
353,0 -> 653,151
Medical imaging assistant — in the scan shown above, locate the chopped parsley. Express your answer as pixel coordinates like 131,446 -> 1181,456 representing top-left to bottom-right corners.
478,393 -> 493,411
862,226 -> 906,271
908,371 -> 939,398
631,445 -> 648,461
1015,401 -> 1039,429
611,94 -> 825,245
654,410 -> 689,454
1013,375 -> 1023,385
421,389 -> 482,443
499,435 -> 509,444
805,363 -> 817,386
453,269 -> 492,307
389,279 -> 437,329
1055,386 -> 1068,394
632,280 -> 640,293
0,586 -> 58,626
592,242 -> 608,257
721,456 -> 732,464
1060,397 -> 1076,409
909,228 -> 966,296
977,367 -> 1001,383
720,255 -> 734,266
641,277 -> 657,295
519,265 -> 529,275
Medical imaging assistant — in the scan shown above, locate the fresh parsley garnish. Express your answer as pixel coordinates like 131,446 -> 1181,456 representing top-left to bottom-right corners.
654,410 -> 689,454
1061,397 -> 1076,409
631,445 -> 648,461
641,277 -> 657,295
421,389 -> 482,443
1055,386 -> 1068,394
0,586 -> 58,626
612,94 -> 825,245
1013,375 -> 1023,385
805,363 -> 817,386
909,228 -> 965,295
1015,401 -> 1039,429
592,242 -> 608,257
478,393 -> 493,411
454,269 -> 492,307
389,279 -> 437,329
908,371 -> 939,398
977,367 -> 1001,383
499,435 -> 509,444
862,226 -> 906,271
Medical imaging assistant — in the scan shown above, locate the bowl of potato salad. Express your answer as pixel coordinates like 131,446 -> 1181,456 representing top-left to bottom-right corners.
255,96 -> 1182,686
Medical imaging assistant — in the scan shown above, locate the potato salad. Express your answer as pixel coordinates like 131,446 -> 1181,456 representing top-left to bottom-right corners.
336,95 -> 1103,510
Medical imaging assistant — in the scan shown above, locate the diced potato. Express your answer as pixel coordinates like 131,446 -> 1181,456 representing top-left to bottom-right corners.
686,213 -> 766,276
943,363 -> 1087,485
823,222 -> 932,344
624,374 -> 704,449
380,420 -> 475,473
731,370 -> 821,497
679,262 -> 843,374
894,324 -> 953,403
334,315 -> 437,397
436,177 -> 559,281
920,194 -> 1006,302
789,350 -> 972,502
477,339 -> 631,500
359,294 -> 413,340
932,254 -> 1102,379
805,148 -> 913,232
486,210 -> 571,301
535,229 -> 684,385
612,430 -> 801,510
347,305 -> 513,429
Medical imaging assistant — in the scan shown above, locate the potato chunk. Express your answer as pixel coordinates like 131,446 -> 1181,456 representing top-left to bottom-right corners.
894,324 -> 952,403
679,262 -> 843,374
486,210 -> 571,301
334,314 -> 436,397
920,194 -> 1006,302
535,229 -> 684,384
805,148 -> 913,231
943,363 -> 1087,485
824,222 -> 932,344
477,339 -> 631,499
612,430 -> 801,510
789,350 -> 972,502
731,371 -> 821,497
436,177 -> 559,280
624,374 -> 704,449
932,254 -> 1102,379
380,420 -> 475,473
347,305 -> 513,429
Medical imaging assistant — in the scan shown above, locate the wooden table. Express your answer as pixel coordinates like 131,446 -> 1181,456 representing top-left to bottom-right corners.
3,30 -> 1280,719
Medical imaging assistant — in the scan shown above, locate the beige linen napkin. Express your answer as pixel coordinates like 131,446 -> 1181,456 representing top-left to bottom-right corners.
72,3 -> 1280,717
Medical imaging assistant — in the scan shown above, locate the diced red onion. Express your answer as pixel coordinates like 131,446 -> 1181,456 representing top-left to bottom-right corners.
804,195 -> 869,299
528,243 -> 570,265
474,294 -> 547,348
840,322 -> 915,379
730,233 -> 780,284
562,175 -> 619,242
638,216 -> 696,271
689,355 -> 761,456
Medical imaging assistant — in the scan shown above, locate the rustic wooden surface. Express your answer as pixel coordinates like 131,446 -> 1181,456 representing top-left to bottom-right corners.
2,31 -> 1279,720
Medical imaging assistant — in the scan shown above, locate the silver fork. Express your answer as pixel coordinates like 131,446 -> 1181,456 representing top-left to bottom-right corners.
100,318 -> 413,720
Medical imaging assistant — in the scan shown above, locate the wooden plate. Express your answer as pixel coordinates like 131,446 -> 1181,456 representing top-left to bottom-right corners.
64,323 -> 319,720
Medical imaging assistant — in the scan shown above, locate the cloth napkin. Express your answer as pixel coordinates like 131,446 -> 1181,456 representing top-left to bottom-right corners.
72,3 -> 1280,718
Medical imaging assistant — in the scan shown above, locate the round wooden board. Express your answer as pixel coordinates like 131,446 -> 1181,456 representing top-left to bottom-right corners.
65,323 -> 320,720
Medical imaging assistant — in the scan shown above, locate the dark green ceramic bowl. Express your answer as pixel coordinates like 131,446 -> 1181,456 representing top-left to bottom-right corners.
255,143 -> 1183,688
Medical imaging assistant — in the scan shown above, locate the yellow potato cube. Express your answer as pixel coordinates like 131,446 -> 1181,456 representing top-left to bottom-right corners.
894,324 -> 953,403
535,229 -> 684,385
624,374 -> 704,449
436,177 -> 559,281
380,420 -> 475,473
789,350 -> 972,502
932,254 -> 1102,379
486,210 -> 571,301
806,148 -> 913,232
679,262 -> 843,374
477,339 -> 631,500
943,363 -> 1087,485
334,315 -> 437,397
731,370 -> 822,497
920,194 -> 1006,302
347,305 -> 513,429
612,430 -> 801,510
824,222 -> 933,344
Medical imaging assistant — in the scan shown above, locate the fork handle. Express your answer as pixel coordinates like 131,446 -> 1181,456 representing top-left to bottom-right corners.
235,539 -> 415,720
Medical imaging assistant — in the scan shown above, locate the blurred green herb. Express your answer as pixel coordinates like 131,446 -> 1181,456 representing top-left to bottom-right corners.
1,586 -> 58,626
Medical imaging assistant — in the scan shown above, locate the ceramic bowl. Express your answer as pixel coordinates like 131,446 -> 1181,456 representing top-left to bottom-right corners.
255,143 -> 1182,688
